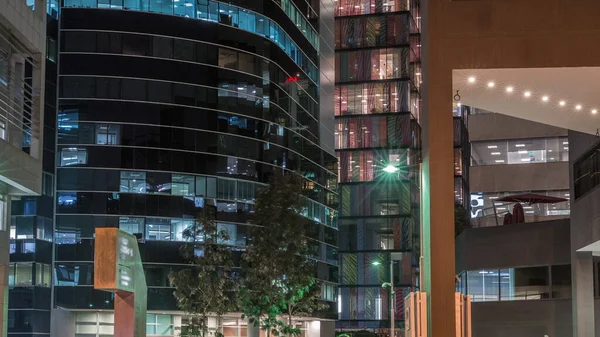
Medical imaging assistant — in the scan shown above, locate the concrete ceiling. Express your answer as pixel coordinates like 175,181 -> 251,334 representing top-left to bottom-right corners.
452,68 -> 600,135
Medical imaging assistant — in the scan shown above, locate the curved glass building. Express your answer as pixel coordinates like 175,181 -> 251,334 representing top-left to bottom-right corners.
50,1 -> 338,335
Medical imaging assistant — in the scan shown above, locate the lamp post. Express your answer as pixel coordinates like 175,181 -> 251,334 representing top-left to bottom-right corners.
373,259 -> 394,337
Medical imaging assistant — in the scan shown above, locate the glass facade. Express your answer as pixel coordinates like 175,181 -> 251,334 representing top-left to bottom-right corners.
470,190 -> 570,221
574,140 -> 600,199
335,0 -> 421,333
42,0 -> 338,330
471,137 -> 569,166
456,265 -> 572,302
61,0 -> 320,83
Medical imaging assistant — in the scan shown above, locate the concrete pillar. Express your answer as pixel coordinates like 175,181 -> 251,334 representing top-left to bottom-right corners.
572,252 -> 595,337
0,196 -> 10,337
306,320 -> 334,337
247,322 -> 260,337
421,2 -> 457,332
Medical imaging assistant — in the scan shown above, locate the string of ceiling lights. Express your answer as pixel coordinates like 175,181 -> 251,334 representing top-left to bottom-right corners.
459,76 -> 598,115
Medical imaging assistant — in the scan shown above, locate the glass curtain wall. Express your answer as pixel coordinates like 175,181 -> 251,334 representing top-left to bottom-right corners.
335,0 -> 421,333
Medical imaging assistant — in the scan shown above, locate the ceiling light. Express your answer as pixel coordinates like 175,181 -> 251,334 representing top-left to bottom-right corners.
550,158 -> 555,160
506,86 -> 513,93
542,96 -> 549,102
487,145 -> 498,149
518,150 -> 528,154
491,152 -> 501,155
468,76 -> 476,83
559,101 -> 566,106
593,109 -> 598,114
457,103 -> 462,107
564,147 -> 569,150
523,91 -> 531,97
487,81 -> 495,88
563,141 -> 568,145
515,144 -> 526,147
576,104 -> 582,110
520,158 -> 531,162
495,160 -> 505,163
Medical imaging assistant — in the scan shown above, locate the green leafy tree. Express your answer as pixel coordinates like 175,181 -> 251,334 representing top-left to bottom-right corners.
170,208 -> 237,337
240,171 -> 324,337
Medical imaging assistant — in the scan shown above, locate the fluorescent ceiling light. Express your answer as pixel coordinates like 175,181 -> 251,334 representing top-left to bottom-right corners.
487,145 -> 498,149
495,160 -> 505,163
491,152 -> 501,155
515,144 -> 526,147
518,150 -> 528,154
521,158 -> 531,162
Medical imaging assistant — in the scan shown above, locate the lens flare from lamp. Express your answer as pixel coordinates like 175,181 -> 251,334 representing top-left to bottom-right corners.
383,165 -> 399,173
372,261 -> 381,266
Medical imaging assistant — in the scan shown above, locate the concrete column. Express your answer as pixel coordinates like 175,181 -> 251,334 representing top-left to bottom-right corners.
0,196 -> 10,337
420,4 -> 457,333
572,252 -> 595,337
306,321 -> 334,337
247,322 -> 260,337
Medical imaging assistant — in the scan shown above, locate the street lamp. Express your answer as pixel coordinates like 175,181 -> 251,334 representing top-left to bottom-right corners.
373,259 -> 395,337
382,164 -> 399,174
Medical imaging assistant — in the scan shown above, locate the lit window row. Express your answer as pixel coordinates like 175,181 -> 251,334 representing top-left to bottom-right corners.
334,81 -> 414,116
62,0 -> 319,83
335,115 -> 416,150
336,48 -> 410,83
471,137 -> 569,166
335,0 -> 408,17
335,14 -> 410,50
456,265 -> 571,302
470,190 -> 570,220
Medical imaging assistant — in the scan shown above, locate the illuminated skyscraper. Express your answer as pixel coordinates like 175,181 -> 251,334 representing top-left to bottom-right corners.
334,1 -> 422,334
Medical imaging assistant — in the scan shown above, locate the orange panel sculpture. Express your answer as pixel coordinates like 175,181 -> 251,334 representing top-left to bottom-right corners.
94,228 -> 147,337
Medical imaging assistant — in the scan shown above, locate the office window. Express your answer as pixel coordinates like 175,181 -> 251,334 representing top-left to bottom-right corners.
55,263 -> 94,286
42,172 -> 54,197
120,171 -> 147,193
46,38 -> 57,62
95,124 -> 120,145
145,218 -> 171,241
60,148 -> 87,166
466,270 -> 499,302
172,174 -> 195,196
35,263 -> 52,287
500,266 -> 549,301
471,137 -> 569,166
217,178 -> 236,200
551,265 -> 572,299
171,219 -> 194,242
119,217 -> 144,235
219,48 -> 238,69
147,314 -> 173,335
36,216 -> 53,241
237,181 -> 256,202
12,263 -> 33,287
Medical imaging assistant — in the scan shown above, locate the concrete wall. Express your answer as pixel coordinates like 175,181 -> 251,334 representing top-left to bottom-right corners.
471,300 -> 572,337
0,0 -> 46,53
470,162 -> 569,193
456,219 -> 570,273
469,113 -> 567,142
